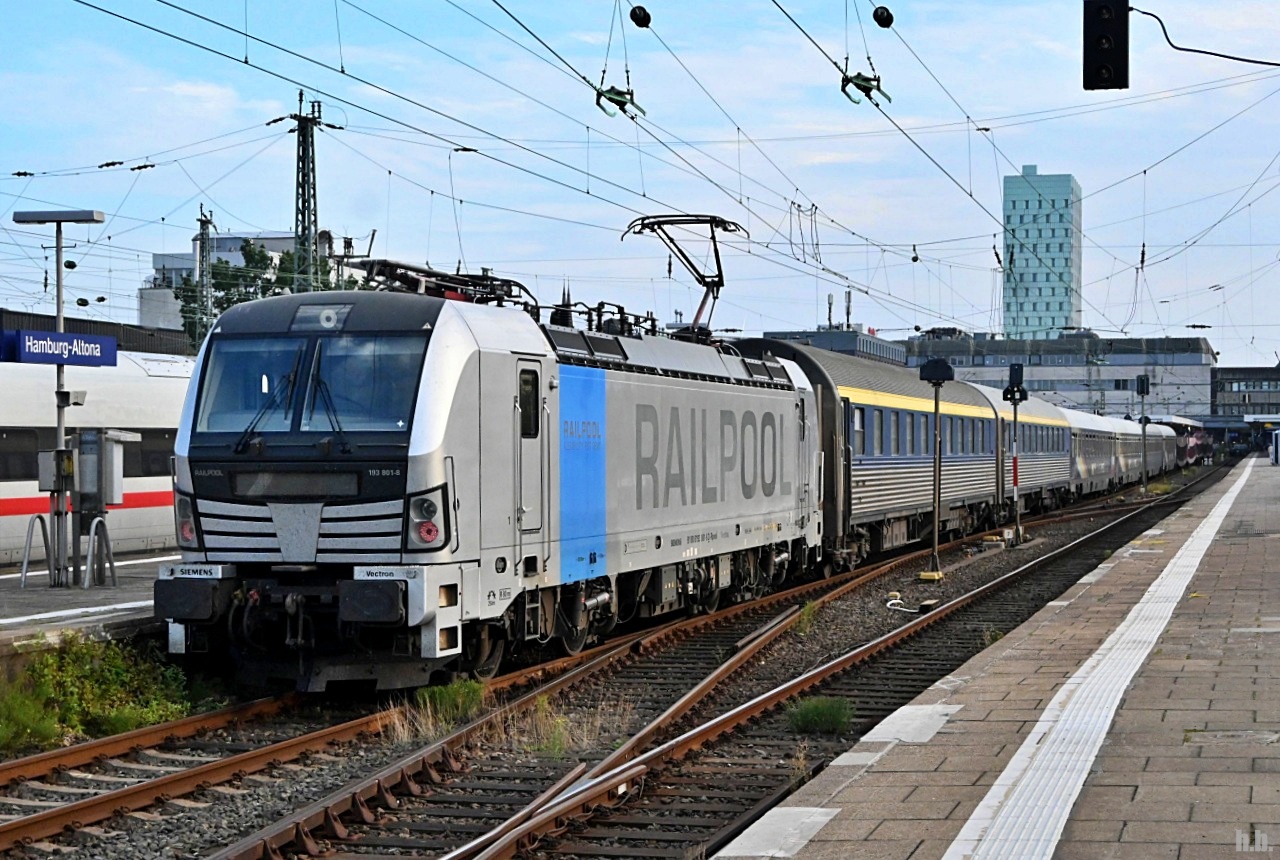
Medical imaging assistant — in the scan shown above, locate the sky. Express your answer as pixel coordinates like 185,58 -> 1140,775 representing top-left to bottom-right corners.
3,1 -> 1280,367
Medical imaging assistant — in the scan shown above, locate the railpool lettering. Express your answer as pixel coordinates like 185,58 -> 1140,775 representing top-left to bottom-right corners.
636,405 -> 793,510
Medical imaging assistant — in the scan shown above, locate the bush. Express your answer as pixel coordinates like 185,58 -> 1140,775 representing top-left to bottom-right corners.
0,683 -> 61,751
25,633 -> 188,737
788,697 -> 853,734
0,633 -> 191,752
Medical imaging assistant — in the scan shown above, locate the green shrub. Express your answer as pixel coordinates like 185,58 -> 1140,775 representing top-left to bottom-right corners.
25,634 -> 188,736
0,683 -> 61,750
787,697 -> 853,734
0,633 -> 191,751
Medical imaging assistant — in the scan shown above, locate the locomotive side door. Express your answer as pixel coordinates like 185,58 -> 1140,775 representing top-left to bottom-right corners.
516,360 -> 545,538
479,354 -> 547,576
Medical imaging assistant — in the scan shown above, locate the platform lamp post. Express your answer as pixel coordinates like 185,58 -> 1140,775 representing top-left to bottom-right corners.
920,357 -> 954,581
12,209 -> 105,587
1003,364 -> 1029,546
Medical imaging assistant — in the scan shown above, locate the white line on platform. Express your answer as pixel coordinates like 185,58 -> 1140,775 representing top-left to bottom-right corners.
0,554 -> 181,582
1,600 -> 154,627
941,459 -> 1256,860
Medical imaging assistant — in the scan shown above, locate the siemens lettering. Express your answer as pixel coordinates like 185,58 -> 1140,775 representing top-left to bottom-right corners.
635,405 -> 793,509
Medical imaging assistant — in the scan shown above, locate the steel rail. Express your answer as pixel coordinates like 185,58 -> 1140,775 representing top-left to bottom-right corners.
0,704 -> 407,849
480,498 -> 1175,857
212,534 -> 980,860
0,695 -> 298,786
178,465 -> 1215,860
207,638 -> 642,860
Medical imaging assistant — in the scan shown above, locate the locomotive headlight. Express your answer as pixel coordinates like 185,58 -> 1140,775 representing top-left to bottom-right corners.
175,492 -> 200,549
407,485 -> 449,551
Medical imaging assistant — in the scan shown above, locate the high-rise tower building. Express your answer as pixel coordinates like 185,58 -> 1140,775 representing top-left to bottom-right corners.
1002,165 -> 1082,339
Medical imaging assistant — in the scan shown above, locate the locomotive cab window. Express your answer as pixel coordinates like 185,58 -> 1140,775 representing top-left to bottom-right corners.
519,370 -> 540,438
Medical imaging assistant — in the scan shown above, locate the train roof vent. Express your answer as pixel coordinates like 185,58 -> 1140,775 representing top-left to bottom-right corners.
743,358 -> 772,379
547,327 -> 591,355
584,333 -> 627,361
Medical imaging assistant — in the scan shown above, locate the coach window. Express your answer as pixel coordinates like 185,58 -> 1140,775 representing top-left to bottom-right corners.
890,411 -> 900,455
0,429 -> 38,481
122,436 -> 143,478
852,406 -> 865,455
140,430 -> 177,477
906,411 -> 916,455
519,370 -> 539,437
872,410 -> 883,456
942,416 -> 952,455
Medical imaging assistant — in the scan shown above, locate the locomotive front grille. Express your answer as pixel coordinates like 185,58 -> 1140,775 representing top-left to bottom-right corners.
197,497 -> 405,563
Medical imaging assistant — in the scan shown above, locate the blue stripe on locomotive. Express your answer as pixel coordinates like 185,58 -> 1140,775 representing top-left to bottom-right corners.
558,365 -> 606,583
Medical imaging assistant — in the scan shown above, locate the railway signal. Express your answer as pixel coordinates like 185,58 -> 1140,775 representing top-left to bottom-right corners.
1083,0 -> 1130,90
1003,364 -> 1028,546
919,357 -> 954,580
1137,374 -> 1150,493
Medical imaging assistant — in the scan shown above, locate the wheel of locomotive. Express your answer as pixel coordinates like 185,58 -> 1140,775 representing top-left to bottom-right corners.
692,565 -> 720,614
758,548 -> 777,589
558,623 -> 591,656
460,625 -> 506,682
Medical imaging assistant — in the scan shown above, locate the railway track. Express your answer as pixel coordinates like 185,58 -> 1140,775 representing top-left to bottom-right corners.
0,557 -> 902,854
502,498 -> 1203,858
0,466 -> 1220,857
198,468 -> 1219,860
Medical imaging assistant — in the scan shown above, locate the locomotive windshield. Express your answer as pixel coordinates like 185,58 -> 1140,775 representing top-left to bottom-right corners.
193,334 -> 429,437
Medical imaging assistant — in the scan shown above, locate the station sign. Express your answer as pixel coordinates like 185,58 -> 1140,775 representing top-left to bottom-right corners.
5,330 -> 117,366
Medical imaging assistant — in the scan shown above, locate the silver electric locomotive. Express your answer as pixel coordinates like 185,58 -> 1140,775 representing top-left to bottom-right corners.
157,280 -> 821,691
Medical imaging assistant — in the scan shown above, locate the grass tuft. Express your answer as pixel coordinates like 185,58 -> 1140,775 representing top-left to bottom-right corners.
787,696 -> 853,735
415,678 -> 487,726
795,601 -> 819,636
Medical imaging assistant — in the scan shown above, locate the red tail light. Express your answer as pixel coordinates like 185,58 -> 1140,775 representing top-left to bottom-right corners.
406,485 -> 449,550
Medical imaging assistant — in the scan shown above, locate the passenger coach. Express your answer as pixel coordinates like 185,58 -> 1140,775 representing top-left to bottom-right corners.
1,352 -> 192,565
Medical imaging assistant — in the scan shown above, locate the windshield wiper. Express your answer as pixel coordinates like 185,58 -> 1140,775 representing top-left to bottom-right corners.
308,341 -> 353,454
234,348 -> 304,454
313,374 -> 353,454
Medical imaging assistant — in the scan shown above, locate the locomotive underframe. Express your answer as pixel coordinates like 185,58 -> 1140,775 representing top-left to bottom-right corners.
161,537 -> 809,691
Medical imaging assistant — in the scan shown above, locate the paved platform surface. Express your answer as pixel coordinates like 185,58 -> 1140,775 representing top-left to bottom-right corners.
720,456 -> 1279,860
0,551 -> 175,662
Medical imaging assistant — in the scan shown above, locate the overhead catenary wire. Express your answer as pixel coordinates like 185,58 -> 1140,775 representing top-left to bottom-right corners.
30,3 -> 1269,350
70,0 -> 883,319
